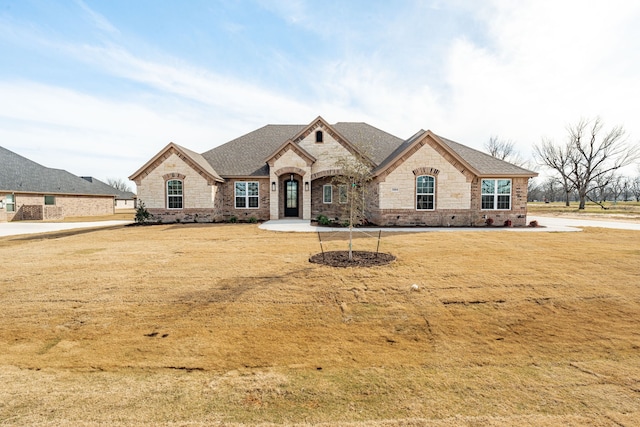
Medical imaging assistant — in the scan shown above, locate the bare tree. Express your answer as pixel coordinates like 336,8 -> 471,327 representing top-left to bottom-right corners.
485,136 -> 526,166
534,138 -> 575,206
535,117 -> 639,209
630,175 -> 640,202
106,177 -> 132,193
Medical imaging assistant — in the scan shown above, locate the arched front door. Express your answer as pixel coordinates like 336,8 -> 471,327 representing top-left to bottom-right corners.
284,177 -> 299,217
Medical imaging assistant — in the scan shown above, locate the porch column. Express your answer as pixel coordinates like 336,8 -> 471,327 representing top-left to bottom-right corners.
302,175 -> 311,220
269,170 -> 279,220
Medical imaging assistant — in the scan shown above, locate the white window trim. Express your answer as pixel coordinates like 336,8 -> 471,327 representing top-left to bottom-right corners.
167,179 -> 183,210
481,178 -> 512,210
234,181 -> 260,209
5,194 -> 15,212
323,184 -> 332,204
416,175 -> 435,211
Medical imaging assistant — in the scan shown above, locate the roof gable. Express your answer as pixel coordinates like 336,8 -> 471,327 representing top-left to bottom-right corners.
291,116 -> 376,166
265,139 -> 316,167
374,131 -> 537,179
129,142 -> 223,184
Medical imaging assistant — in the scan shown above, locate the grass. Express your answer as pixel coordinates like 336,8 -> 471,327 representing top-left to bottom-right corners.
528,200 -> 640,217
1,223 -> 639,425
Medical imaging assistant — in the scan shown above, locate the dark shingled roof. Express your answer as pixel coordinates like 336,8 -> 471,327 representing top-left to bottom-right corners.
436,134 -> 537,176
332,122 -> 404,165
80,177 -> 136,199
373,130 -> 536,177
201,123 -> 405,176
201,125 -> 306,176
0,146 -> 119,196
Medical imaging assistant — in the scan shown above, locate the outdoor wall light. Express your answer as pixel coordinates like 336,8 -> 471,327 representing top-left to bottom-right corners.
271,182 -> 276,191
305,182 -> 309,191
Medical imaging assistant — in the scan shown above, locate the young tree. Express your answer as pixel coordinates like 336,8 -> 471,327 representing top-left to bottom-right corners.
332,151 -> 374,261
106,177 -> 132,193
535,117 -> 639,209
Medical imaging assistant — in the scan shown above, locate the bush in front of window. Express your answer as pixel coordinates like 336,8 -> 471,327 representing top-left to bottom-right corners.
485,217 -> 494,226
228,216 -> 237,223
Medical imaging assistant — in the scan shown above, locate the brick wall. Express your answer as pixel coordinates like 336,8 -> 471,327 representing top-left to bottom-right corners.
220,178 -> 270,221
2,193 -> 113,221
311,177 -> 347,220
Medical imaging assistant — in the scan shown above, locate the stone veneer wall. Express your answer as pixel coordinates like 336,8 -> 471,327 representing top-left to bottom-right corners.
366,176 -> 531,227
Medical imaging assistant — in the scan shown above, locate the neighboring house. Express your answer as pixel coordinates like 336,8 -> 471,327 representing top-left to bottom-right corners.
130,116 -> 537,226
0,146 -> 119,222
80,177 -> 137,210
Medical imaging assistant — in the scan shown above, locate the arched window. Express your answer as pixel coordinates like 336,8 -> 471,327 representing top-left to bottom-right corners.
167,179 -> 183,209
315,130 -> 323,143
416,175 -> 435,210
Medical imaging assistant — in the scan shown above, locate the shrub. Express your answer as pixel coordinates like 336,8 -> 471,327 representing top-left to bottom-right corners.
228,216 -> 237,223
134,202 -> 152,224
529,220 -> 539,227
248,216 -> 258,224
485,217 -> 494,226
317,214 -> 330,226
504,219 -> 512,227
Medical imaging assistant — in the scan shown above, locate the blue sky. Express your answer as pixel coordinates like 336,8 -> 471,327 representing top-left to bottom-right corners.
1,0 -> 639,187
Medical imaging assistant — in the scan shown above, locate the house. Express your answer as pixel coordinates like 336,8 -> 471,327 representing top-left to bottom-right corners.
129,116 -> 537,227
80,177 -> 137,210
0,146 -> 122,221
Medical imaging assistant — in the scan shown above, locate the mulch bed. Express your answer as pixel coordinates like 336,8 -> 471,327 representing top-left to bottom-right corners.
309,250 -> 396,268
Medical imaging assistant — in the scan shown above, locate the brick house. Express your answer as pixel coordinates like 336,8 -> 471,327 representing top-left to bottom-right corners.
0,146 -> 130,221
130,116 -> 537,226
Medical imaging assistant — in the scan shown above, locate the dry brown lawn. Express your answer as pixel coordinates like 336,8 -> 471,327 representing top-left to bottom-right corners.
1,223 -> 639,426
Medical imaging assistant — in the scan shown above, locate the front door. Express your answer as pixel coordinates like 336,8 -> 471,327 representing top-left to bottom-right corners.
284,178 -> 299,217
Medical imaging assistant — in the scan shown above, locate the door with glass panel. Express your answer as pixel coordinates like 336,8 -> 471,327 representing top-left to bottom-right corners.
284,178 -> 299,217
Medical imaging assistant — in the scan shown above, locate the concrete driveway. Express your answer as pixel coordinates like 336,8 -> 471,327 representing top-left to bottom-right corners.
0,221 -> 132,237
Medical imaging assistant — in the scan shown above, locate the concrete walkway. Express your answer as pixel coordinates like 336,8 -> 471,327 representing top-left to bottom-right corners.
0,221 -> 132,237
259,215 -> 640,233
1,215 -> 638,238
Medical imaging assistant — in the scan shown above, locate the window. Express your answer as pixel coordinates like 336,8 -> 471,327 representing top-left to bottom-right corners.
338,185 -> 348,204
235,181 -> 259,209
416,175 -> 435,210
323,185 -> 332,204
315,130 -> 323,143
44,195 -> 55,205
5,194 -> 15,212
167,179 -> 183,209
481,179 -> 511,210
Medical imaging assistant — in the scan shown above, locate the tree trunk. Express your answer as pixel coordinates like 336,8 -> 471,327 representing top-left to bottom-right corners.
578,190 -> 587,209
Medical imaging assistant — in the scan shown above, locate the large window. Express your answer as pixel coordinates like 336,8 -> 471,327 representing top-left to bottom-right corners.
235,181 -> 259,208
5,194 -> 15,212
323,184 -> 332,204
167,179 -> 183,209
481,179 -> 511,210
416,175 -> 435,210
